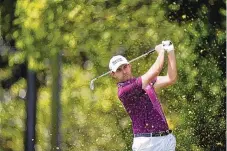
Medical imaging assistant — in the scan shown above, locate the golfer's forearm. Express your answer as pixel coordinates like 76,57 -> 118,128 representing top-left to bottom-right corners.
167,51 -> 177,82
147,50 -> 165,78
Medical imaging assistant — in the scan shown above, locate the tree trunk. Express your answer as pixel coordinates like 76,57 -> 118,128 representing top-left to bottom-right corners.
50,51 -> 62,151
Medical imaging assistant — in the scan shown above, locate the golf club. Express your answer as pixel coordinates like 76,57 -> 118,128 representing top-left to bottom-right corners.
90,48 -> 155,90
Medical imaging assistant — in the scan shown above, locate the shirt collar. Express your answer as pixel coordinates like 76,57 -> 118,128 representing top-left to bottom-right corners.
117,77 -> 136,87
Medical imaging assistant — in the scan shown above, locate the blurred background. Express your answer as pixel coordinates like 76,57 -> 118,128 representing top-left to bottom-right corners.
0,0 -> 226,151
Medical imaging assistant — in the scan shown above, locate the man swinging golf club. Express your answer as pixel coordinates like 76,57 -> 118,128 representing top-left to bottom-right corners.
109,40 -> 177,151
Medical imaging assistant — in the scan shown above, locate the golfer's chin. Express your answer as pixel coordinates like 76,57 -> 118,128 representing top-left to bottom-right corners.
119,76 -> 131,82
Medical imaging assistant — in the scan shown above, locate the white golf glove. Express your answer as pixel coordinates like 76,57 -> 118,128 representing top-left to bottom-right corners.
162,40 -> 174,52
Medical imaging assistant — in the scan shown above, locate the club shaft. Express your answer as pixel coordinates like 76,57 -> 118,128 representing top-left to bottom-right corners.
129,48 -> 155,63
92,71 -> 111,82
92,48 -> 155,81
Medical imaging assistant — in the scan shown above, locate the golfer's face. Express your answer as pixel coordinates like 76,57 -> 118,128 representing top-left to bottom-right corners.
113,64 -> 132,82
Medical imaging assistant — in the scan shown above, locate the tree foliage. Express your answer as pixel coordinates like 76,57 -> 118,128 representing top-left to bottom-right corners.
0,0 -> 225,150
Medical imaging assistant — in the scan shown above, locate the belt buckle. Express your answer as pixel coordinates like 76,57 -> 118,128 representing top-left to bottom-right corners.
153,132 -> 162,137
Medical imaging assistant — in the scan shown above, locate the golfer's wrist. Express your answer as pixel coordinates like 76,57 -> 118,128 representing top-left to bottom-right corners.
167,49 -> 175,55
158,49 -> 165,54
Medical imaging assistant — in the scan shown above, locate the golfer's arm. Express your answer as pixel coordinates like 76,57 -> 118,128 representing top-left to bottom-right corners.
154,50 -> 177,90
141,50 -> 165,89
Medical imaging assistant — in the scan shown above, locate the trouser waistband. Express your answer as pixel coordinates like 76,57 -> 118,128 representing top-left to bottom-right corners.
134,130 -> 172,137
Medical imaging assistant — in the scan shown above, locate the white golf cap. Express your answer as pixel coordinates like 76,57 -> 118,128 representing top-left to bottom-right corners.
109,55 -> 129,72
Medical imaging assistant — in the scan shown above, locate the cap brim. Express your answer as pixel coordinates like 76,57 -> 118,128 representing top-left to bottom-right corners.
111,61 -> 129,72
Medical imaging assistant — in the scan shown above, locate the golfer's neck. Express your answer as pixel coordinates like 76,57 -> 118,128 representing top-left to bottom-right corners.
119,75 -> 134,83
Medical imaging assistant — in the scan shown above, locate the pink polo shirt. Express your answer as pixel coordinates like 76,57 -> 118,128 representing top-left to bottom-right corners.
117,77 -> 169,134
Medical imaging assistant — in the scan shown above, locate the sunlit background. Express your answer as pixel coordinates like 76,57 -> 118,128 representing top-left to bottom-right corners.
0,0 -> 226,151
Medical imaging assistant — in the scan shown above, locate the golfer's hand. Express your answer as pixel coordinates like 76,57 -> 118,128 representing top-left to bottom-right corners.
162,40 -> 174,53
155,44 -> 165,54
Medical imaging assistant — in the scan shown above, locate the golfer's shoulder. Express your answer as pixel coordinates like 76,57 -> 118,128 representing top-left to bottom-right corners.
118,77 -> 142,94
131,76 -> 142,87
134,76 -> 142,83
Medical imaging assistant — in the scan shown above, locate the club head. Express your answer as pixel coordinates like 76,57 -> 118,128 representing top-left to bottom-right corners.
90,79 -> 95,90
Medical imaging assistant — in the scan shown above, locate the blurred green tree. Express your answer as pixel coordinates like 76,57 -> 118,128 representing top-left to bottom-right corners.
0,0 -> 225,151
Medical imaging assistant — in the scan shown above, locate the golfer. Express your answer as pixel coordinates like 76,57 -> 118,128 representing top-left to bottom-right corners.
109,41 -> 177,151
